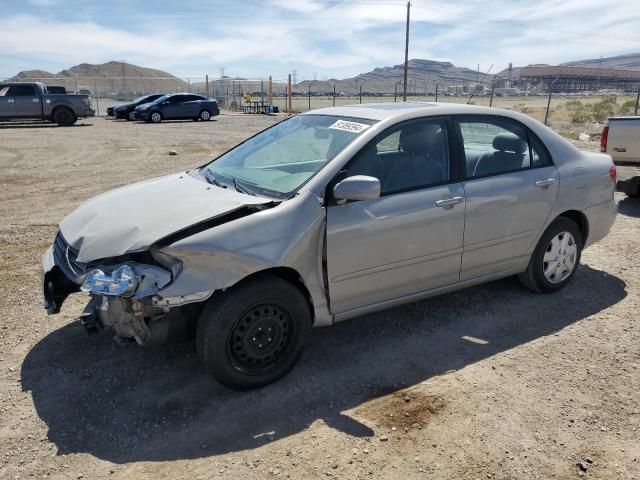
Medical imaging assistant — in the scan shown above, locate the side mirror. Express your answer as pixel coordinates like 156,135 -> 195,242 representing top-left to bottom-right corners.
333,175 -> 381,202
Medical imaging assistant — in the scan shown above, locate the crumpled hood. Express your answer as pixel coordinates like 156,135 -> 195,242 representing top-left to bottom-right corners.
59,172 -> 272,263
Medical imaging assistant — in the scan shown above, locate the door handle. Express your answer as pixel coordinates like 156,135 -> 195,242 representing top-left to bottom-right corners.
32,98 -> 39,102
535,178 -> 556,188
7,99 -> 14,103
435,196 -> 463,208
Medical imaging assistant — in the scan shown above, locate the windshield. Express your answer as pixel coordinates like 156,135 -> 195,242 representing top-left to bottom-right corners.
151,94 -> 171,104
133,94 -> 155,103
201,115 -> 376,199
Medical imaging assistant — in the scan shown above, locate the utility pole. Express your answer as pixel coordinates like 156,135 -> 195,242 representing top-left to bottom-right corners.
287,73 -> 292,114
332,84 -> 336,106
268,76 -> 273,106
205,74 -> 209,97
635,83 -> 640,116
402,1 -> 411,102
121,62 -> 126,95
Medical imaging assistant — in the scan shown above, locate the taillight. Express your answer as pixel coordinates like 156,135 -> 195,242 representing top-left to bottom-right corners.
609,165 -> 617,183
600,124 -> 609,153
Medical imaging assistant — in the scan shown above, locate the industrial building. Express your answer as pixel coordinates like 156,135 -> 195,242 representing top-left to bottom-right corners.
519,65 -> 640,93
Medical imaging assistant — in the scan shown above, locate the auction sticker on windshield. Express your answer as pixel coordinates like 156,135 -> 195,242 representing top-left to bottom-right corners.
329,120 -> 371,134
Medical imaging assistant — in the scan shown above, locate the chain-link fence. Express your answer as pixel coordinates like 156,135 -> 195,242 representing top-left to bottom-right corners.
7,73 -> 639,139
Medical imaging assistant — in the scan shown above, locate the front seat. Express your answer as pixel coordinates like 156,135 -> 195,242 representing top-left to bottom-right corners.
346,143 -> 383,181
383,123 -> 447,192
473,132 -> 528,177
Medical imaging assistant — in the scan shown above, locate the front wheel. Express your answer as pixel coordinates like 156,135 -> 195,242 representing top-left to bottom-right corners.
199,109 -> 211,121
127,111 -> 136,121
519,217 -> 583,293
149,111 -> 162,123
196,275 -> 312,390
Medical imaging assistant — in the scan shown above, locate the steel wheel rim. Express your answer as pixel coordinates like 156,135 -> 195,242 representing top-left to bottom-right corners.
200,110 -> 210,120
543,231 -> 577,284
228,304 -> 292,375
151,112 -> 161,123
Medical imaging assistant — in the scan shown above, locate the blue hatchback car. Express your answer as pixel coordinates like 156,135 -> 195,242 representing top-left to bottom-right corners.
134,93 -> 220,123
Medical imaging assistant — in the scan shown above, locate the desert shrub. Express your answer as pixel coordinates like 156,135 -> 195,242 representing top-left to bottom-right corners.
619,99 -> 637,115
570,107 -> 594,124
592,100 -> 617,122
565,99 -> 583,110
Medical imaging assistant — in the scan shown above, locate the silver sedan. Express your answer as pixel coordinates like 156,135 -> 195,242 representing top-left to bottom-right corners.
42,103 -> 618,389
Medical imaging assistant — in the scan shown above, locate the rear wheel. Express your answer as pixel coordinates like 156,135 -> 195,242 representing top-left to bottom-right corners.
519,217 -> 582,293
149,111 -> 162,123
196,275 -> 311,390
53,107 -> 76,126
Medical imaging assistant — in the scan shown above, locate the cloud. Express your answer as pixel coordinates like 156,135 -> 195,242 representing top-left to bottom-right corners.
2,0 -> 640,80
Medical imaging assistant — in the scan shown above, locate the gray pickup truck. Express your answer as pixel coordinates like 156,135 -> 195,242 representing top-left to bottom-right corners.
0,82 -> 95,126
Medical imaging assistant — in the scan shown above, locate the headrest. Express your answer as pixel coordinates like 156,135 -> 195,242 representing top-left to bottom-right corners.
493,133 -> 527,154
400,123 -> 443,154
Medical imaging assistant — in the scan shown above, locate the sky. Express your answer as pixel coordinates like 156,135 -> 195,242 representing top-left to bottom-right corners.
1,0 -> 639,82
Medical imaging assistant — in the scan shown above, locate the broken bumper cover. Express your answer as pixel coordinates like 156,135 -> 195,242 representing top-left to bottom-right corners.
41,244 -> 80,314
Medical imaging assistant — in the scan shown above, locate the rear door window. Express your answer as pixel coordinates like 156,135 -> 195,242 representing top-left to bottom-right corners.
458,118 -> 532,178
7,85 -> 36,96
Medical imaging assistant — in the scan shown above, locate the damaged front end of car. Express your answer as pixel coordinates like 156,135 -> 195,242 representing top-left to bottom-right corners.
42,230 -> 207,345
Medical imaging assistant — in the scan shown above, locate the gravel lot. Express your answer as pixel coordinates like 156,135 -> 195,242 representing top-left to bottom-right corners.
0,114 -> 639,480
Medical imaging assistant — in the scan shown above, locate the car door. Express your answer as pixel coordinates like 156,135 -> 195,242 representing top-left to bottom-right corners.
325,117 -> 466,314
0,86 -> 15,118
162,95 -> 185,119
456,115 -> 559,281
183,95 -> 203,117
10,84 -> 42,117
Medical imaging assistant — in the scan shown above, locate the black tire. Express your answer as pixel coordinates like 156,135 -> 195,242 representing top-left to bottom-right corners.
126,111 -> 135,121
149,111 -> 163,123
518,217 -> 583,293
199,109 -> 212,121
53,107 -> 76,126
196,274 -> 312,390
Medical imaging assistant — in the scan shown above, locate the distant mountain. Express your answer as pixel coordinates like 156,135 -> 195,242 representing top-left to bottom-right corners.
561,53 -> 640,70
296,59 -> 493,94
7,61 -> 188,94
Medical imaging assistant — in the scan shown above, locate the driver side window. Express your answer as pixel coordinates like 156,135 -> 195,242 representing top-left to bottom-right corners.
346,119 -> 450,195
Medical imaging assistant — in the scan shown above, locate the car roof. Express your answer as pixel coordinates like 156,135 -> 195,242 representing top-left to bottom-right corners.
302,102 -> 520,121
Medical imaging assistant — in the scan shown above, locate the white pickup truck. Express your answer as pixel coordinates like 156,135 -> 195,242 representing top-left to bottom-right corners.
601,116 -> 640,197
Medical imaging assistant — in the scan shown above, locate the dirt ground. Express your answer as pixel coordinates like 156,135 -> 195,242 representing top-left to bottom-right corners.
0,114 -> 639,480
